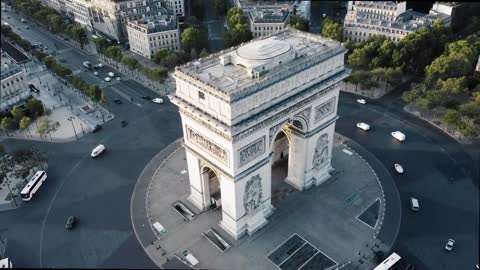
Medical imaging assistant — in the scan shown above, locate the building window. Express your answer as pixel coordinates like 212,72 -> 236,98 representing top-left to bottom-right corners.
199,91 -> 205,100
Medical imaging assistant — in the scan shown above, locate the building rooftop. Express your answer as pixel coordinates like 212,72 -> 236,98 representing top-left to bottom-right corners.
128,12 -> 177,33
248,8 -> 290,23
1,64 -> 22,80
347,8 -> 450,32
175,29 -> 345,101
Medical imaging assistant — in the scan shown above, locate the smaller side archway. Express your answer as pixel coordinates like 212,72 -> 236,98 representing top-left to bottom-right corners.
200,165 -> 221,210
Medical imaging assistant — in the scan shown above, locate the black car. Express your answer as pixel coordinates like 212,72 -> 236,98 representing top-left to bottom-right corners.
114,99 -> 122,104
92,124 -> 102,133
120,120 -> 128,127
59,58 -> 66,63
141,95 -> 151,100
65,216 -> 77,230
63,37 -> 69,41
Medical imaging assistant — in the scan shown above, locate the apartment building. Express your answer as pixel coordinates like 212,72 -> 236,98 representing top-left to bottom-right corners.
65,0 -> 92,30
127,13 -> 180,59
163,0 -> 184,17
1,63 -> 28,110
343,1 -> 451,43
248,8 -> 290,38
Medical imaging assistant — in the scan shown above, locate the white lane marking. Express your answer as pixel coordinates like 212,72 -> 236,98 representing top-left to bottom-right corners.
342,149 -> 353,155
39,155 -> 88,267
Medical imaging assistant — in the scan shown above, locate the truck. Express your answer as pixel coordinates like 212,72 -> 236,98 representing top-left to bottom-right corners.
82,61 -> 92,69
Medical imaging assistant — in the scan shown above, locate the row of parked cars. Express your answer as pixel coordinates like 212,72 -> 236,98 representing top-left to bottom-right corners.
355,98 -> 459,253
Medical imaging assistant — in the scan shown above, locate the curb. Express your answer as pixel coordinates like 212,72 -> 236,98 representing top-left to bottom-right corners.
130,138 -> 183,268
402,106 -> 476,145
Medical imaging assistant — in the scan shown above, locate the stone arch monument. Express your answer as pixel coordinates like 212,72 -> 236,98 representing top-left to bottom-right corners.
170,29 -> 350,239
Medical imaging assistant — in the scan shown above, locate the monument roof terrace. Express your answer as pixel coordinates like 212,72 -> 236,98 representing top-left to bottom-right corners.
175,29 -> 345,102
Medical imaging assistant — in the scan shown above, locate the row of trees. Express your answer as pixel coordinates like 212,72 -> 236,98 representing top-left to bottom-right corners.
94,37 -> 170,86
346,20 -> 452,76
8,0 -> 88,48
224,8 -> 253,48
321,17 -> 343,41
0,98 -> 45,136
42,56 -> 103,102
0,25 -> 32,51
402,34 -> 480,138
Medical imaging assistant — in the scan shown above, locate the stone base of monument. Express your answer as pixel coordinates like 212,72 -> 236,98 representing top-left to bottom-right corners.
246,208 -> 268,236
315,165 -> 335,186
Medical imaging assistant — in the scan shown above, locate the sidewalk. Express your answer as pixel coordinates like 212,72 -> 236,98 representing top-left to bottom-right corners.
403,103 -> 479,144
131,133 -> 401,270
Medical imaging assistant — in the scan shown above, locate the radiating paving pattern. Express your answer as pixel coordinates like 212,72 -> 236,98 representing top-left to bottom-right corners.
268,234 -> 336,270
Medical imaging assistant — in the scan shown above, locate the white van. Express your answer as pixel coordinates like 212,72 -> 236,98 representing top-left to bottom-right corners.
410,197 -> 420,211
391,131 -> 406,142
356,122 -> 370,131
91,144 -> 105,157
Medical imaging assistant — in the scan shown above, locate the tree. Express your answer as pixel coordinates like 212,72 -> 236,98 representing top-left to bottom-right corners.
19,116 -> 32,137
1,117 -> 16,136
190,48 -> 198,60
72,26 -> 88,49
36,116 -> 49,139
11,106 -> 23,121
182,26 -> 208,51
321,17 -> 343,41
289,15 -> 309,32
27,98 -> 44,118
164,53 -> 179,69
46,14 -> 64,33
0,155 -> 16,205
94,37 -> 110,54
12,149 -> 36,181
199,48 -> 209,58
88,85 -> 102,102
213,0 -> 229,16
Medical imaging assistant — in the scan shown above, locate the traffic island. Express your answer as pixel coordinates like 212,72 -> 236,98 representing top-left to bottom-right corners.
132,134 -> 402,270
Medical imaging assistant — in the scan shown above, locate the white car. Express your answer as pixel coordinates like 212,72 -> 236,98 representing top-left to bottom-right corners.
394,164 -> 404,174
356,122 -> 370,131
152,98 -> 164,104
391,131 -> 406,142
93,71 -> 99,76
115,77 -> 120,81
91,144 -> 105,158
104,77 -> 111,82
445,239 -> 455,251
97,63 -> 103,68
357,99 -> 366,104
108,72 -> 115,77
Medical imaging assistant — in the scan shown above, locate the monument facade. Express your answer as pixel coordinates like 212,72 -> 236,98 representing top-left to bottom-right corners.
170,29 -> 350,239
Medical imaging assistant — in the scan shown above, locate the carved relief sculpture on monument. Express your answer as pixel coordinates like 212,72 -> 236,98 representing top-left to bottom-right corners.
243,174 -> 264,215
313,133 -> 329,171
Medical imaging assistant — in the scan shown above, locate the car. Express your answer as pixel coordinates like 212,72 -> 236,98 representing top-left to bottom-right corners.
6,16 -> 10,19
115,77 -> 120,81
91,144 -> 105,157
357,99 -> 366,104
114,99 -> 122,104
108,72 -> 115,77
445,239 -> 455,251
63,37 -> 69,41
152,98 -> 163,104
142,95 -> 152,100
97,63 -> 103,68
391,131 -> 406,142
2,22 -> 8,26
120,120 -> 128,127
356,122 -> 370,131
93,71 -> 99,76
394,164 -> 404,174
104,77 -> 111,82
65,216 -> 77,230
92,124 -> 102,133
25,26 -> 29,29
410,197 -> 420,211
59,58 -> 66,63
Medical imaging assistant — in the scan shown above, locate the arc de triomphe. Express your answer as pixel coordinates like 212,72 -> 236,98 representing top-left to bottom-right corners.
170,29 -> 350,239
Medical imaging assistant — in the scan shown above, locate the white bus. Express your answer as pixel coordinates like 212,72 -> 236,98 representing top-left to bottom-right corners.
20,170 -> 47,201
373,252 -> 401,270
0,258 -> 13,268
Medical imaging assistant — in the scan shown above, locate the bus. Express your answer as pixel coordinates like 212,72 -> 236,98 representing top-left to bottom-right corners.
373,252 -> 401,270
20,170 -> 47,201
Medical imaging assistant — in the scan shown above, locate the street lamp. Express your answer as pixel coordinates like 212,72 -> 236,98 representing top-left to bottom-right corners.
67,116 -> 78,140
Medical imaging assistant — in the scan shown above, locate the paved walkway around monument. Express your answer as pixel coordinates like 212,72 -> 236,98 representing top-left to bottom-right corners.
131,134 -> 401,270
